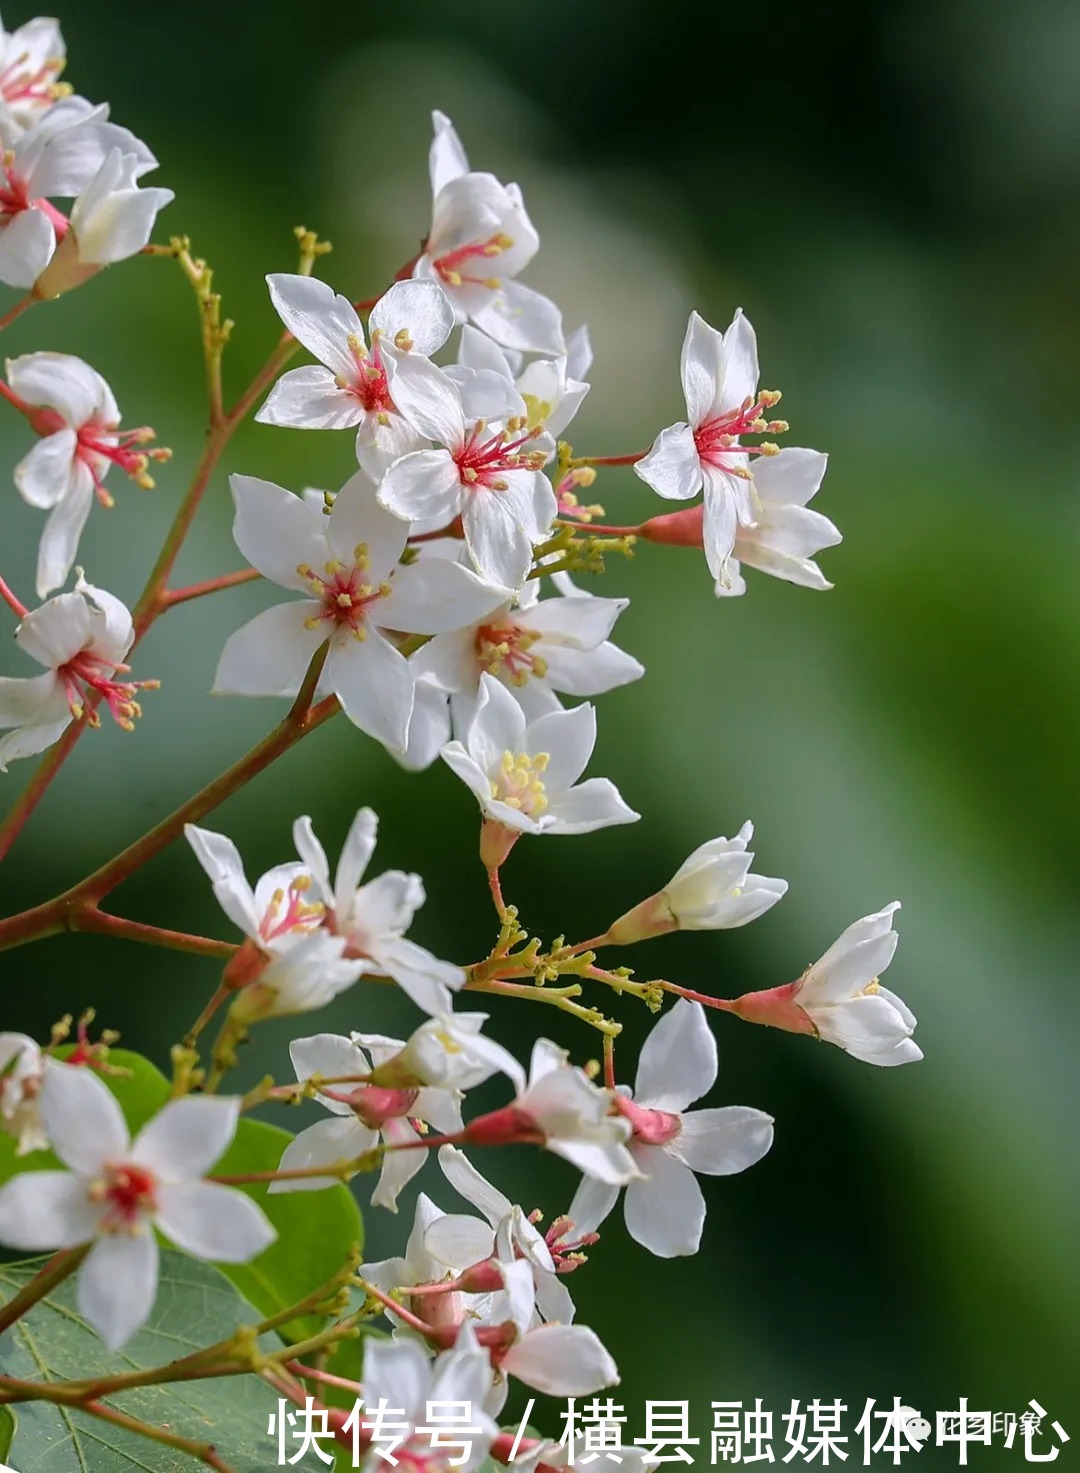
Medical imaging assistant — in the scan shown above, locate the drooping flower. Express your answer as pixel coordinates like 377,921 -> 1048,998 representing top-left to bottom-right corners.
363,1190 -> 491,1335
731,903 -> 922,1066
0,1031 -> 47,1154
639,447 -> 841,597
270,1032 -> 465,1211
569,1000 -> 774,1258
371,1013 -> 526,1095
440,674 -> 638,864
604,820 -> 787,944
412,569 -> 643,729
289,807 -> 465,1017
255,274 -> 455,479
378,354 -> 557,589
0,1064 -> 274,1349
464,1038 -> 639,1186
32,145 -> 173,297
414,110 -> 564,354
213,470 -> 508,752
426,1144 -> 583,1323
635,309 -> 788,588
6,351 -> 168,596
0,14 -> 66,140
339,1325 -> 497,1473
0,574 -> 157,770
184,822 -> 363,1020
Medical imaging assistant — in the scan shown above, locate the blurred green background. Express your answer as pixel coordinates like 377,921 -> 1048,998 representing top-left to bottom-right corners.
1,0 -> 1078,1464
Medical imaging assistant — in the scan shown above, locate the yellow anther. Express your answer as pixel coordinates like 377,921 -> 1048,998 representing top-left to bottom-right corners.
861,978 -> 881,997
352,627 -> 368,642
336,592 -> 354,608
378,581 -> 392,597
483,277 -> 501,290
492,233 -> 514,251
444,269 -> 463,287
767,419 -> 789,434
376,412 -> 391,426
758,441 -> 780,457
324,560 -> 345,574
353,544 -> 370,567
346,332 -> 365,356
393,328 -> 414,351
522,393 -> 553,430
491,477 -> 509,491
760,389 -> 782,408
463,467 -> 479,483
304,616 -> 323,630
491,749 -> 549,817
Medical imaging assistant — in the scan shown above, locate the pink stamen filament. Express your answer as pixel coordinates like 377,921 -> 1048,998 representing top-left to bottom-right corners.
258,881 -> 323,943
59,653 -> 159,732
694,391 -> 787,474
455,420 -> 545,490
432,232 -> 511,287
298,561 -> 390,634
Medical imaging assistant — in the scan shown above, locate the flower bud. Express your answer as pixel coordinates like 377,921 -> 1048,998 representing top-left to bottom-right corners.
605,822 -> 786,944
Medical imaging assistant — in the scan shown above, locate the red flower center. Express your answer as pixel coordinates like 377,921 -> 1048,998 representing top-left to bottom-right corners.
453,418 -> 545,491
475,619 -> 546,686
97,1161 -> 157,1229
693,390 -> 788,477
59,651 -> 158,731
297,548 -> 392,636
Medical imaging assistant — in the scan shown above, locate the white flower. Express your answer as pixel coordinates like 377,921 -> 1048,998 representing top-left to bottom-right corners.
415,110 -> 564,355
0,1065 -> 274,1349
0,1031 -> 46,1154
384,1014 -> 526,1095
33,146 -> 173,297
605,820 -> 787,944
290,806 -> 464,1017
271,1032 -> 464,1211
440,673 -> 639,845
255,274 -> 455,479
184,822 -> 363,1019
413,572 -> 643,729
0,574 -> 154,770
635,309 -> 786,588
347,1326 -> 496,1473
451,325 -> 590,439
569,1001 -> 774,1257
473,1038 -> 638,1186
0,102 -> 146,288
7,351 -> 163,596
793,903 -> 921,1066
716,448 -> 841,597
364,1190 -> 488,1313
427,1145 -> 578,1324
0,14 -> 65,138
378,354 -> 557,589
213,470 -> 508,752
486,1259 -> 618,1403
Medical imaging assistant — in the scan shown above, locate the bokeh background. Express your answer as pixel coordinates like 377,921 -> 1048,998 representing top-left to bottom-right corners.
1,0 -> 1078,1464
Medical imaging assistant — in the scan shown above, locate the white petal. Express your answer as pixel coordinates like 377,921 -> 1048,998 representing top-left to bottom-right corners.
369,279 -> 454,357
15,591 -> 90,669
567,1175 -> 620,1237
701,474 -> 738,586
77,1230 -> 158,1350
635,999 -> 717,1112
0,714 -> 71,770
503,1324 -> 618,1396
623,1149 -> 706,1257
326,470 -> 407,578
382,353 -> 465,446
35,478 -> 95,599
634,422 -> 702,502
265,273 -> 362,379
680,311 -> 725,425
468,673 -> 526,773
256,364 -> 362,430
438,1144 -> 512,1225
212,601 -> 324,698
229,474 -> 328,591
155,1180 -> 276,1262
8,351 -> 114,425
327,632 -> 414,751
355,410 -> 427,481
544,778 -> 640,835
525,701 -> 596,793
40,1061 -> 129,1172
377,450 -> 462,524
440,741 -> 496,809
466,279 -> 565,356
290,1033 -> 369,1111
0,1172 -> 101,1249
375,936 -> 460,1017
372,1116 -> 425,1210
381,557 -> 506,636
362,1336 -> 431,1422
0,671 -> 65,728
751,446 -> 829,507
717,308 -> 760,413
183,824 -> 259,937
462,494 -> 533,590
429,110 -> 470,197
333,806 -> 379,913
291,815 -> 332,901
131,1096 -> 240,1179
423,1212 -> 495,1270
0,206 -> 56,288
269,1115 -> 372,1194
14,427 -> 78,509
669,1106 -> 774,1175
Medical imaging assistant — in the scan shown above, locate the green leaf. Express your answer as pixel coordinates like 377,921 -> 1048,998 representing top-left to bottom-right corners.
0,1404 -> 15,1459
0,1250 -> 330,1472
0,1052 -> 363,1339
211,1114 -> 363,1338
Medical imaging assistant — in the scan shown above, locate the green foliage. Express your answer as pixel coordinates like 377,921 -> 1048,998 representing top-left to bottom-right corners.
0,1405 -> 14,1459
0,1051 -> 362,1338
0,1250 -> 327,1471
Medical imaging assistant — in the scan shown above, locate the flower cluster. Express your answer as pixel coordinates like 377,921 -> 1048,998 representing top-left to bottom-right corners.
0,25 -> 921,1473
